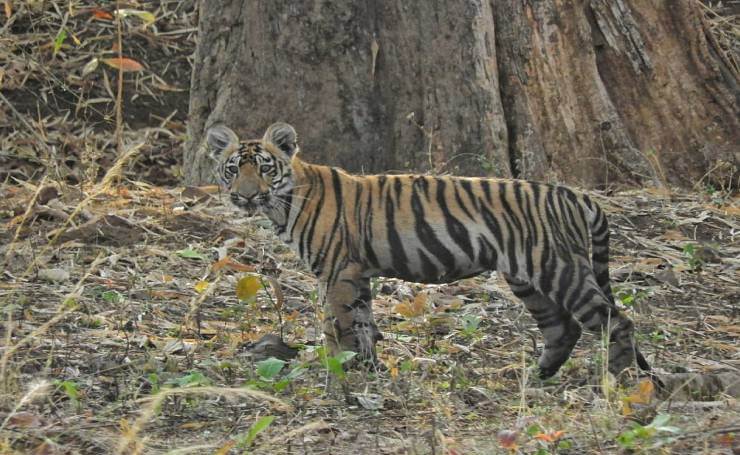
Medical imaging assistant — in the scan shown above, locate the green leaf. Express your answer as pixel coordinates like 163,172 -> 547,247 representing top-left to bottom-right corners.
526,424 -> 543,437
285,366 -> 307,381
325,357 -> 345,379
114,8 -> 156,25
256,357 -> 285,381
53,28 -> 67,55
177,248 -> 207,260
238,415 -> 275,448
273,379 -> 290,392
334,351 -> 357,364
171,371 -> 211,387
101,290 -> 123,304
147,373 -> 160,394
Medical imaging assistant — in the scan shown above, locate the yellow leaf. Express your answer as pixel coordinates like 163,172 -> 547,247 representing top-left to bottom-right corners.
115,8 -> 156,25
101,57 -> 144,72
236,275 -> 261,301
622,378 -> 655,416
395,293 -> 427,318
194,280 -> 209,293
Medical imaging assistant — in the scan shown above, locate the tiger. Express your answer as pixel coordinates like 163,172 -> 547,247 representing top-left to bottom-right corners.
206,121 -> 651,379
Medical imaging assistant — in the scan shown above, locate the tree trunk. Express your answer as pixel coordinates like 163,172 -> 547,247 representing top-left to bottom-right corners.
184,0 -> 738,188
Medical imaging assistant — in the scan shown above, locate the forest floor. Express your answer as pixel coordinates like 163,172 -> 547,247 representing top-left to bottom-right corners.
1,1 -> 739,454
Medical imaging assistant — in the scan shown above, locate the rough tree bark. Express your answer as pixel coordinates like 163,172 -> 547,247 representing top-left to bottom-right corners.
184,0 -> 738,188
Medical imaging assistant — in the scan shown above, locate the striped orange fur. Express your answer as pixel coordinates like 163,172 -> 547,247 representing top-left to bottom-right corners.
207,122 -> 650,378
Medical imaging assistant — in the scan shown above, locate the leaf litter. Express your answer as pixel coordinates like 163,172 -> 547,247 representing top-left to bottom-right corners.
0,1 -> 738,454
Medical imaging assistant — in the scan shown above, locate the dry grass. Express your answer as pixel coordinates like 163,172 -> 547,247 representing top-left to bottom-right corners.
1,2 -> 738,454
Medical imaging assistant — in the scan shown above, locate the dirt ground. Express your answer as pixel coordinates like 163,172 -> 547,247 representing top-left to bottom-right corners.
1,1 -> 739,454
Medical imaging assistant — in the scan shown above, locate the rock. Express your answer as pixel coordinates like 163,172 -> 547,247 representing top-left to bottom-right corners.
243,334 -> 298,361
38,268 -> 70,283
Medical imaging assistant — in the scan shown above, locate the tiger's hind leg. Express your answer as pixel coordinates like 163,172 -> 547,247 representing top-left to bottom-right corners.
555,264 -> 643,376
505,275 -> 582,379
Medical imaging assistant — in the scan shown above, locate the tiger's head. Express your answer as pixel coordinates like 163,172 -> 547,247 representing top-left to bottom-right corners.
206,122 -> 299,214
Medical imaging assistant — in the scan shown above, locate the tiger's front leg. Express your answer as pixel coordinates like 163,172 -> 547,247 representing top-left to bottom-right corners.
320,265 -> 382,363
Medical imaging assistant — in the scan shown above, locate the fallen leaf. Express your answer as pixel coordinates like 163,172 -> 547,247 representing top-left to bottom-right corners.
236,275 -> 261,301
4,0 -> 12,19
91,8 -> 113,20
114,8 -> 156,25
534,430 -> 565,443
177,248 -> 206,261
6,411 -> 42,429
101,57 -> 144,72
622,378 -> 655,416
395,293 -> 427,318
496,429 -> 519,450
212,256 -> 254,272
194,280 -> 209,293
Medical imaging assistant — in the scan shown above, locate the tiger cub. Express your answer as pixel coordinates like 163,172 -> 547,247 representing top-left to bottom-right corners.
207,122 -> 650,378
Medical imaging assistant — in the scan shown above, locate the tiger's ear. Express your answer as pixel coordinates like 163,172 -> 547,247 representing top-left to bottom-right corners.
263,122 -> 299,158
206,124 -> 239,159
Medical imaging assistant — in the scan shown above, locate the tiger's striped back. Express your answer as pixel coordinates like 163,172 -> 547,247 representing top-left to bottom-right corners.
207,122 -> 650,378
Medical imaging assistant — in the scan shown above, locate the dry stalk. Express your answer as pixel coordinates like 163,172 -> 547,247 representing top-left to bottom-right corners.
115,0 -> 125,157
114,386 -> 291,455
0,380 -> 51,432
1,175 -> 48,268
0,254 -> 106,388
182,272 -> 222,335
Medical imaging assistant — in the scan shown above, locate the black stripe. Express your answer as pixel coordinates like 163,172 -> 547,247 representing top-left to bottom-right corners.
569,287 -> 600,314
411,181 -> 456,270
301,169 -> 325,261
417,249 -> 438,279
437,179 -> 475,261
386,180 -> 411,277
452,180 -> 475,221
478,236 -> 498,269
459,179 -> 480,212
289,176 -> 314,241
495,184 -> 518,277
481,180 -> 493,205
364,186 -> 380,268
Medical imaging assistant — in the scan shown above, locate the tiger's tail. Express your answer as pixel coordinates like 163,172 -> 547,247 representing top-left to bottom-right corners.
584,195 -> 614,304
584,195 -> 652,373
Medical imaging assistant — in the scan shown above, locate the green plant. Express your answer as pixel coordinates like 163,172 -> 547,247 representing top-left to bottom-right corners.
247,357 -> 307,393
309,346 -> 356,380
54,380 -> 81,411
682,244 -> 704,271
168,371 -> 212,388
459,314 -> 482,337
236,415 -> 275,452
616,414 -> 681,450
615,288 -> 649,308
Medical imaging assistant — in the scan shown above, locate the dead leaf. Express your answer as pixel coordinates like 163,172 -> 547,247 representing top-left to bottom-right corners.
91,8 -> 113,20
496,429 -> 519,450
194,280 -> 209,293
101,57 -> 144,72
212,256 -> 254,273
395,293 -> 427,318
622,379 -> 655,415
6,411 -> 42,429
236,275 -> 261,301
534,430 -> 565,443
